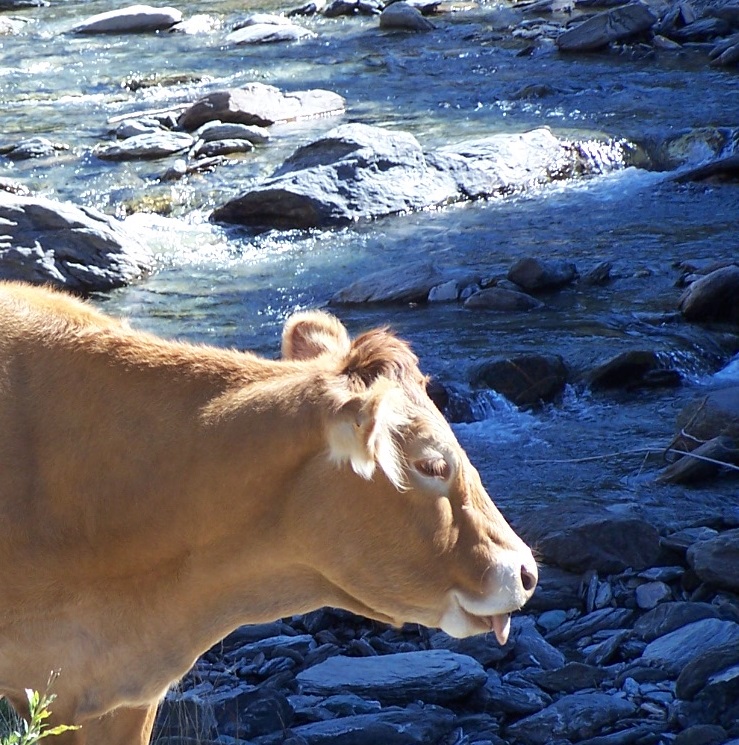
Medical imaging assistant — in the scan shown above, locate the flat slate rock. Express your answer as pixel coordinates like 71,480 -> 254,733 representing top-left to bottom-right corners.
505,692 -> 636,745
226,22 -> 316,44
71,4 -> 183,33
0,193 -> 152,292
295,649 -> 486,704
94,131 -> 195,161
178,83 -> 345,131
687,529 -> 739,592
641,618 -> 739,675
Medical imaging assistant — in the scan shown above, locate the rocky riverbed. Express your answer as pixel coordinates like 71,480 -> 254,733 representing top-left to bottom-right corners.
1,0 -> 739,743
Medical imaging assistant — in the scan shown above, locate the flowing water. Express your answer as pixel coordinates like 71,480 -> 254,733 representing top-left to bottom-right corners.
4,0 -> 739,529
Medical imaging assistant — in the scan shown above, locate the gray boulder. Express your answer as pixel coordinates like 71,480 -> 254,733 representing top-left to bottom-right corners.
673,386 -> 739,447
94,131 -> 195,161
178,83 -> 345,131
508,257 -> 578,291
0,193 -> 153,292
379,2 -> 435,30
464,286 -> 545,312
556,2 -> 657,51
71,4 -> 183,33
226,21 -> 315,44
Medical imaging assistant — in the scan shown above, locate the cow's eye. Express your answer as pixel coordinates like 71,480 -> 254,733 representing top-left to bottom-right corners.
414,458 -> 450,480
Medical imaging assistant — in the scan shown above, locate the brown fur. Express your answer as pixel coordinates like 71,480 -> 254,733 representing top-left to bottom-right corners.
0,282 -> 537,745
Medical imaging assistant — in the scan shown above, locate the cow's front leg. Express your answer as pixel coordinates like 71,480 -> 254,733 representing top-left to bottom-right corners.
75,704 -> 158,745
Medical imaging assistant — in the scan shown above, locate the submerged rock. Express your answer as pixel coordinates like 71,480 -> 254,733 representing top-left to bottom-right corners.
70,4 -> 183,33
0,193 -> 152,291
508,256 -> 578,291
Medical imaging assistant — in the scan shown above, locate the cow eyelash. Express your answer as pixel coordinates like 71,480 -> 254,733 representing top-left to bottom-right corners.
414,458 -> 450,480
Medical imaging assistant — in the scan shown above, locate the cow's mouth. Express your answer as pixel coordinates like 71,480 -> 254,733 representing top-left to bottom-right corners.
459,605 -> 512,645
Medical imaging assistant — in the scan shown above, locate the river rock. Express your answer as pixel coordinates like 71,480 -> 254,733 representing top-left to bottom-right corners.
1,136 -> 66,160
687,528 -> 739,592
192,139 -> 255,158
556,2 -> 657,51
679,265 -> 739,324
635,581 -> 672,610
226,21 -> 316,44
70,4 -> 183,33
641,618 -> 739,675
673,386 -> 739,448
469,354 -> 568,407
0,193 -> 152,291
676,641 -> 739,700
508,257 -> 578,291
94,131 -> 195,161
213,123 -> 458,227
656,435 -> 739,484
545,607 -> 634,646
178,84 -> 345,131
505,692 -> 636,744
295,649 -> 486,704
481,671 -> 553,715
194,121 -> 271,144
532,662 -> 610,693
379,2 -> 435,30
463,286 -> 545,311
633,602 -> 722,642
586,349 -> 680,390
517,509 -> 661,574
324,0 -> 383,16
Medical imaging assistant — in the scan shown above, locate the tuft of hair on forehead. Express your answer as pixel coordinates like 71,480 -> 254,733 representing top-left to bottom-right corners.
343,328 -> 428,393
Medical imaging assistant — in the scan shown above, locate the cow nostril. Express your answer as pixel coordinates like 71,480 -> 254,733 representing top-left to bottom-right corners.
521,564 -> 537,593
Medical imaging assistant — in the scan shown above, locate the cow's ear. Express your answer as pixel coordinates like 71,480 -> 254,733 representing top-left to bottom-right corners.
282,311 -> 351,361
326,379 -> 408,490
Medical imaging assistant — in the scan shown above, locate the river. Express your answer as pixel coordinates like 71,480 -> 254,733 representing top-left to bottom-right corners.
3,0 -> 739,528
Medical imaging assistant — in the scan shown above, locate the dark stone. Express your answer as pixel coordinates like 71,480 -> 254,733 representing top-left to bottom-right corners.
532,662 -> 610,694
687,528 -> 739,592
679,265 -> 739,324
511,616 -> 566,670
673,386 -> 739,451
470,354 -> 568,407
660,527 -> 719,555
675,641 -> 739,700
633,602 -> 721,643
505,692 -> 636,745
586,350 -> 680,391
526,565 -> 584,612
463,287 -> 545,312
517,508 -> 661,574
674,725 -> 728,745
480,672 -> 553,715
507,257 -> 578,291
428,630 -> 509,667
545,608 -> 634,646
211,686 -> 294,739
672,154 -> 739,184
656,435 -> 739,484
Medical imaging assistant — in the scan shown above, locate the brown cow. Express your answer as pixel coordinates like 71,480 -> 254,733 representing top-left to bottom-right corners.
0,280 -> 537,745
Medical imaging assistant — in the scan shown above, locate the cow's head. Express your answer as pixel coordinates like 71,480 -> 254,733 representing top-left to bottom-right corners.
282,311 -> 537,643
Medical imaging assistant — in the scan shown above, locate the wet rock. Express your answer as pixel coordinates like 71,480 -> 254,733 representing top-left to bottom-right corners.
469,354 -> 568,407
1,136 -> 67,161
505,692 -> 637,744
633,602 -> 723,642
379,2 -> 435,30
641,618 -> 739,675
710,32 -> 739,66
518,509 -> 661,574
668,16 -> 731,42
296,649 -> 486,704
673,386 -> 739,450
194,121 -> 271,144
679,265 -> 739,324
226,20 -> 316,44
94,131 -> 195,161
0,0 -> 47,7
114,118 -> 165,139
70,4 -> 183,33
687,528 -> 739,592
656,435 -> 739,484
556,2 -> 657,51
272,705 -> 456,744
178,84 -> 345,131
673,154 -> 739,183
463,287 -> 545,311
329,262 -> 478,304
507,257 -> 578,291
0,193 -> 152,292
586,349 -> 680,391
192,139 -> 255,158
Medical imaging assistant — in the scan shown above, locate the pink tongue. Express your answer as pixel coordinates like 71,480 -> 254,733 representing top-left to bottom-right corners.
492,614 -> 511,645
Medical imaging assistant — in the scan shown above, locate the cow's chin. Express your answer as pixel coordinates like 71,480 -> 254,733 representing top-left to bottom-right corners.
438,592 -> 516,644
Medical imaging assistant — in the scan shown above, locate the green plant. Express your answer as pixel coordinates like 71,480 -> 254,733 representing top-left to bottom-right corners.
0,689 -> 78,745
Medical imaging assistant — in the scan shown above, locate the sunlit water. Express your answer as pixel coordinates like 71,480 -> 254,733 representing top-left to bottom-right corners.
3,0 -> 738,529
